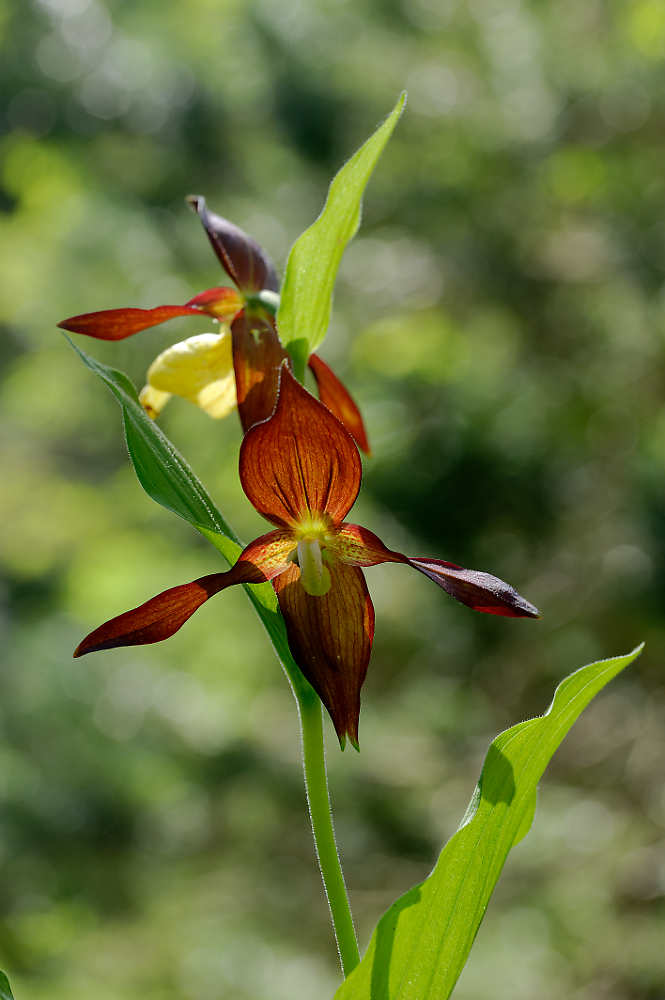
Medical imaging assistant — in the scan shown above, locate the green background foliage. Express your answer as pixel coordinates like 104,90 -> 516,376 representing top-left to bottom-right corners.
1,0 -> 663,997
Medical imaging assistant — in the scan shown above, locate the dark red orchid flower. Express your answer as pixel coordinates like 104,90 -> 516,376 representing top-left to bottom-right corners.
74,365 -> 539,749
58,200 -> 370,450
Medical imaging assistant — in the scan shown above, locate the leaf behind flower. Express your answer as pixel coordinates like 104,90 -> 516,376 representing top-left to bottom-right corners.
278,93 -> 406,373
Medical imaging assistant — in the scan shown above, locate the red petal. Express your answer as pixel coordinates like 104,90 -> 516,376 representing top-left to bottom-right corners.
332,525 -> 539,618
273,561 -> 374,748
408,558 -> 540,618
186,286 -> 244,320
57,305 -> 203,341
74,573 -> 230,655
231,310 -> 289,432
239,364 -> 363,529
332,523 -> 407,566
239,528 -> 296,578
308,354 -> 371,455
187,195 -> 279,293
74,534 -> 291,656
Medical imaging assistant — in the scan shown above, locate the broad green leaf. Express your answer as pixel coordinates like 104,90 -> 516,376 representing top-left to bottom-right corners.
278,93 -> 406,374
0,972 -> 14,1000
65,335 -> 314,703
335,644 -> 644,1000
65,335 -> 236,545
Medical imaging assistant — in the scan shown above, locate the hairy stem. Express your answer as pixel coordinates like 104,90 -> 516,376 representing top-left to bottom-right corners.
297,684 -> 360,977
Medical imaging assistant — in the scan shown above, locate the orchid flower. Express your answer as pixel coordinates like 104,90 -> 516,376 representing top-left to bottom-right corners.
58,198 -> 369,449
74,365 -> 538,748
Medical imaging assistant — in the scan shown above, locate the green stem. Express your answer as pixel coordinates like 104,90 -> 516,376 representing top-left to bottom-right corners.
296,685 -> 360,977
200,526 -> 359,976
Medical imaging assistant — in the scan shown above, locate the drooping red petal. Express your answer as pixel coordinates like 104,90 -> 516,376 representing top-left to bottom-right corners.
74,531 -> 293,656
332,525 -> 539,618
408,558 -> 540,618
239,364 -> 363,529
273,561 -> 374,748
74,573 -> 231,655
186,286 -> 244,320
187,195 -> 279,293
231,310 -> 289,432
57,305 -> 204,341
308,353 -> 371,455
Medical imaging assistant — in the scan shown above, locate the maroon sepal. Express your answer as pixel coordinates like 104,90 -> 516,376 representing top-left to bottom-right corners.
408,558 -> 540,618
273,561 -> 374,749
58,305 -> 203,341
74,574 -> 229,655
239,364 -> 362,529
308,353 -> 371,455
187,195 -> 279,293
74,555 -> 270,657
231,310 -> 289,432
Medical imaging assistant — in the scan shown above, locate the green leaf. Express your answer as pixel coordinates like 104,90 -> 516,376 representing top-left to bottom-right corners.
65,335 -> 315,703
335,644 -> 644,1000
0,971 -> 14,1000
278,93 -> 406,374
64,335 -> 237,547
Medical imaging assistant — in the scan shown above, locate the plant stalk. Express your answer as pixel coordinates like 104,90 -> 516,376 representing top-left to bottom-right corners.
296,684 -> 360,978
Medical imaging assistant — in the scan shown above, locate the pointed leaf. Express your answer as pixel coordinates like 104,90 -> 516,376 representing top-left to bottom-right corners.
64,335 -> 237,544
66,338 -> 226,533
334,644 -> 644,1000
278,94 -> 406,371
0,973 -> 13,1000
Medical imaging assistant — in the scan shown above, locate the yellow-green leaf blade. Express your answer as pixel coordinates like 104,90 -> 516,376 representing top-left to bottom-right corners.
278,93 -> 406,372
64,334 -> 237,546
335,644 -> 644,1000
0,972 -> 14,1000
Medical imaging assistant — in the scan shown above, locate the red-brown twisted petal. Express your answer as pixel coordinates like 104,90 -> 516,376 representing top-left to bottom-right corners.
408,558 -> 540,618
231,310 -> 289,432
273,561 -> 374,749
57,305 -> 204,341
333,525 -> 539,617
187,195 -> 279,293
308,353 -> 371,455
74,530 -> 295,656
239,364 -> 363,529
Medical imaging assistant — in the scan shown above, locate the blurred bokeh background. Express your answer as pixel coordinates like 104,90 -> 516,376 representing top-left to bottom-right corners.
1,0 -> 664,997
